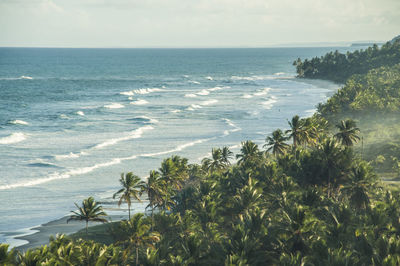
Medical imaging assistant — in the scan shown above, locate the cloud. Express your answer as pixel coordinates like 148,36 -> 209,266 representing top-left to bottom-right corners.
0,0 -> 399,47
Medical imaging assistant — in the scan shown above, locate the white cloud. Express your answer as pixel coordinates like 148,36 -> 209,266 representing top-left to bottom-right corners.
0,0 -> 399,47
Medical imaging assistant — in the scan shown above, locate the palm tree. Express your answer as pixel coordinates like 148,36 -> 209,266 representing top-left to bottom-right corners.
113,172 -> 145,219
334,119 -> 360,146
143,170 -> 165,228
119,213 -> 160,266
264,129 -> 289,156
221,146 -> 234,166
286,115 -> 304,148
236,141 -> 262,166
202,147 -> 233,173
67,197 -> 108,235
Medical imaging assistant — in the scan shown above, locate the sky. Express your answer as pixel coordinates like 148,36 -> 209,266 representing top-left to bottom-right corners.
0,0 -> 399,48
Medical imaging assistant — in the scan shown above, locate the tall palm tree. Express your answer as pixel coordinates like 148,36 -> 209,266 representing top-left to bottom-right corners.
236,141 -> 262,166
67,197 -> 108,235
119,213 -> 160,266
264,129 -> 289,156
143,170 -> 165,228
221,146 -> 234,166
286,115 -> 304,148
202,147 -> 233,173
334,119 -> 360,146
113,172 -> 145,219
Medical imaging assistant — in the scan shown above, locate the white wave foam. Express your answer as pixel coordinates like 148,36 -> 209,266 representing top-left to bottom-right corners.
55,151 -> 88,161
185,93 -> 197,98
134,88 -> 163,94
120,91 -> 134,96
20,75 -> 33,80
130,99 -> 149,105
188,80 -> 200,84
120,88 -> 163,96
183,75 -> 189,78
200,99 -> 218,106
223,118 -> 241,133
189,104 -> 202,110
242,94 -> 253,99
205,76 -> 213,80
0,173 -> 70,190
59,114 -> 69,119
94,125 -> 154,149
254,87 -> 271,96
262,96 -> 278,109
231,75 -> 273,81
207,86 -> 224,92
0,132 -> 27,144
196,89 -> 210,96
76,111 -> 85,116
142,138 -> 212,157
134,116 -> 159,124
104,103 -> 124,109
67,158 -> 122,176
10,120 -> 29,125
171,109 -> 181,113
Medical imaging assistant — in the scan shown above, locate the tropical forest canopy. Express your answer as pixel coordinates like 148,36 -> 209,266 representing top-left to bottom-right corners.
294,39 -> 400,83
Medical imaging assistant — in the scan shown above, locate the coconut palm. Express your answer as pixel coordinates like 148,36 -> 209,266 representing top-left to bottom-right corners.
143,170 -> 165,228
202,147 -> 233,173
221,146 -> 234,166
236,141 -> 263,166
113,172 -> 145,219
286,115 -> 304,148
119,213 -> 160,266
264,129 -> 289,156
67,197 -> 108,235
334,119 -> 360,146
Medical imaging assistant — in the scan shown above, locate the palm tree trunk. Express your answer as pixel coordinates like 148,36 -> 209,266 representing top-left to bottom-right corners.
136,246 -> 139,266
151,206 -> 154,231
128,202 -> 131,220
86,221 -> 88,236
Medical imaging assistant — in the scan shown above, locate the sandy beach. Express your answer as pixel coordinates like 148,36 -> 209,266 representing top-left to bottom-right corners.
15,214 -> 128,251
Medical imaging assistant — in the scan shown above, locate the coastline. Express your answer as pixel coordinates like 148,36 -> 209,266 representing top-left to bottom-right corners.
14,212 -> 131,251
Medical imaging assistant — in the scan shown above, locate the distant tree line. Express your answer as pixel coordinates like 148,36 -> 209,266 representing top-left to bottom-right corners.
293,39 -> 400,83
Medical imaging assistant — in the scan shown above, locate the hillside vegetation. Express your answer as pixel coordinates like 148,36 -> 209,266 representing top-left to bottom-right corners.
296,37 -> 400,178
3,115 -> 400,265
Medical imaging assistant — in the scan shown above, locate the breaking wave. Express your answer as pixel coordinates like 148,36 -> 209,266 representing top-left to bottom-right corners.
0,132 -> 27,144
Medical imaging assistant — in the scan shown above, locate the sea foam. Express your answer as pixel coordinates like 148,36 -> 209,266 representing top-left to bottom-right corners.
10,120 -> 29,125
0,132 -> 27,144
130,99 -> 149,105
104,103 -> 124,109
94,125 -> 154,149
262,96 -> 278,109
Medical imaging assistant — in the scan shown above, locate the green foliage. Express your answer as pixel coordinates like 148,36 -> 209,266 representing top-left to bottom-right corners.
318,64 -> 400,117
294,39 -> 400,83
67,197 -> 108,235
6,116 -> 400,264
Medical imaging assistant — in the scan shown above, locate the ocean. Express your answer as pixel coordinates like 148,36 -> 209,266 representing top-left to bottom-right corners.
0,47 -> 354,246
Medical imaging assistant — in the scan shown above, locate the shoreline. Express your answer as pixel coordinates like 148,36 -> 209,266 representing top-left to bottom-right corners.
4,77 -> 341,251
12,208 -> 136,251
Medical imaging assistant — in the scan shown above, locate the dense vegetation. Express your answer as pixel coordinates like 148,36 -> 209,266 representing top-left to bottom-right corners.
317,63 -> 400,116
3,116 -> 400,265
293,39 -> 400,83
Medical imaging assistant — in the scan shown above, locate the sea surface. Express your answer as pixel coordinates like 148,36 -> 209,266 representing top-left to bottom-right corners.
0,47 -> 355,246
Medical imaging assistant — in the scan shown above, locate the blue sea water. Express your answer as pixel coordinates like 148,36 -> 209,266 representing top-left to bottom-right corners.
0,47 -> 355,245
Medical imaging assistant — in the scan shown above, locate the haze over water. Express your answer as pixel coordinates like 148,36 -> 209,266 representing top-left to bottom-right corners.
0,47 -> 355,245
